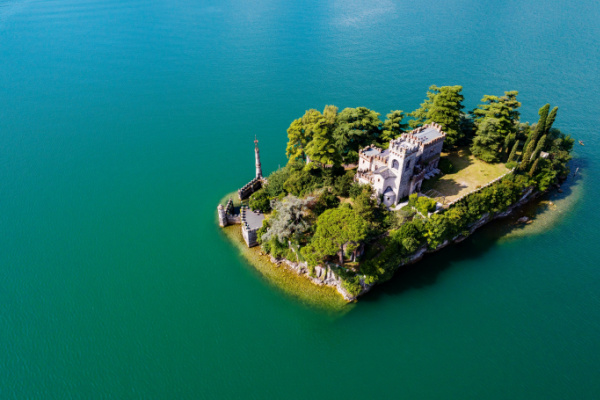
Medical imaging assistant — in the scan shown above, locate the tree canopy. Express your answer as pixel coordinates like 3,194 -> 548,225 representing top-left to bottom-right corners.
470,91 -> 521,162
409,85 -> 465,149
379,110 -> 408,147
301,205 -> 368,266
333,107 -> 382,163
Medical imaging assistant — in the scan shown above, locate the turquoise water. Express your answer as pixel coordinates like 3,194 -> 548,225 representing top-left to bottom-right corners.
1,0 -> 600,398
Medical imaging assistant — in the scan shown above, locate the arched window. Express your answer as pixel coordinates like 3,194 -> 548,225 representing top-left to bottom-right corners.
391,159 -> 399,170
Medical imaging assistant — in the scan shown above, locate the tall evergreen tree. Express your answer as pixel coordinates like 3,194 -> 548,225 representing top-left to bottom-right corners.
410,85 -> 465,149
470,118 -> 504,162
544,106 -> 558,135
507,140 -> 520,163
286,118 -> 307,162
409,90 -> 435,128
531,135 -> 547,161
520,104 -> 551,170
529,158 -> 540,177
333,107 -> 381,163
470,91 -> 521,161
379,110 -> 408,147
305,107 -> 339,166
524,104 -> 550,151
520,139 -> 536,170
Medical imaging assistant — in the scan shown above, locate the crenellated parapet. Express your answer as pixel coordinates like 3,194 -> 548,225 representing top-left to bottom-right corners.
240,205 -> 261,247
238,176 -> 263,200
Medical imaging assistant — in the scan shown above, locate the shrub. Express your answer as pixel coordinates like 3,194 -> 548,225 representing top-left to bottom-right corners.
249,188 -> 271,213
415,196 -> 437,215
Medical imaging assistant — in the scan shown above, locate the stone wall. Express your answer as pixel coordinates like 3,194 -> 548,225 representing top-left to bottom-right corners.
238,177 -> 263,200
240,205 -> 260,247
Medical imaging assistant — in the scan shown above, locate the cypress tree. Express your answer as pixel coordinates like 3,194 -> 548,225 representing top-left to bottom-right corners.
508,140 -> 519,163
544,106 -> 558,135
531,135 -> 547,161
528,104 -> 550,148
520,140 -> 536,170
529,158 -> 540,177
520,104 -> 550,169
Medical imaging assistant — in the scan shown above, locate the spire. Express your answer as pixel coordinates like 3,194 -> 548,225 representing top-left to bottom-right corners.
254,137 -> 262,179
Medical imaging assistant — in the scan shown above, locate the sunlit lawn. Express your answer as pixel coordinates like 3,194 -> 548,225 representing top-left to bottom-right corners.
421,147 -> 510,203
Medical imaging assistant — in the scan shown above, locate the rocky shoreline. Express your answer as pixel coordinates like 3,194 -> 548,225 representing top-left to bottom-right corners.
265,186 -> 541,301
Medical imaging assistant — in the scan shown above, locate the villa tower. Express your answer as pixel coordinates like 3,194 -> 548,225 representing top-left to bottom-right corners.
255,137 -> 262,179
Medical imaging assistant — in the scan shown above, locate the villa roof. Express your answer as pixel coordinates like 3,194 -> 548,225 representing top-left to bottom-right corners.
413,125 -> 444,143
374,167 -> 396,179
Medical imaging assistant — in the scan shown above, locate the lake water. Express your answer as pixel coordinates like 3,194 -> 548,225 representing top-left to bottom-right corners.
1,0 -> 600,398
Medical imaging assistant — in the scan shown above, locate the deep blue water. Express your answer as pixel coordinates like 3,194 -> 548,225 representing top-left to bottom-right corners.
1,0 -> 600,398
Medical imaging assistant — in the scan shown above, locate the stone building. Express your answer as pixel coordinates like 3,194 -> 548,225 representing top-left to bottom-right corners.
355,123 -> 446,206
217,138 -> 265,247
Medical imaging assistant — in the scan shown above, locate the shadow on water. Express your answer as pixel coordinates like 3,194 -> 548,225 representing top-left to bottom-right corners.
361,157 -> 586,303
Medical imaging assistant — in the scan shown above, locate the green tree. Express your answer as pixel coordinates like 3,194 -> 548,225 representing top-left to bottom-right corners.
311,189 -> 340,216
285,118 -> 307,162
520,104 -> 555,170
379,110 -> 408,146
529,158 -> 540,177
470,118 -> 504,162
507,140 -> 520,163
410,85 -> 465,148
409,90 -> 435,128
470,91 -> 521,161
261,195 -> 312,245
249,188 -> 271,213
531,134 -> 547,160
265,167 -> 292,198
333,107 -> 382,163
304,106 -> 339,166
301,205 -> 368,266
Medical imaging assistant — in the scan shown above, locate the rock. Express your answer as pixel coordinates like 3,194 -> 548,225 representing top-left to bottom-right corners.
558,189 -> 563,193
517,216 -> 529,223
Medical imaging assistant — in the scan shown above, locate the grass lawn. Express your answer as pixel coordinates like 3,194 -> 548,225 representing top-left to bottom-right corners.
421,147 -> 510,203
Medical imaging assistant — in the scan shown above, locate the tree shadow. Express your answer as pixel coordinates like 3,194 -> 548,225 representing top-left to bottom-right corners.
361,233 -> 496,303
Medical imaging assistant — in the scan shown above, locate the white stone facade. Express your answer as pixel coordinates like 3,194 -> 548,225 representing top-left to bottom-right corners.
355,123 -> 446,206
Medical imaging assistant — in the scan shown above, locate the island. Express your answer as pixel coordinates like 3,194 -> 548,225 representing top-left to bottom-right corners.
217,86 -> 575,301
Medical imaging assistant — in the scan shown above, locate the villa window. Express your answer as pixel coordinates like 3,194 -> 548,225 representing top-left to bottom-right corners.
405,160 -> 411,171
391,159 -> 399,170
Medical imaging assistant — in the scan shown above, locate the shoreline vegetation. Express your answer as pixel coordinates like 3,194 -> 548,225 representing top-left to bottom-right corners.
220,85 -> 576,303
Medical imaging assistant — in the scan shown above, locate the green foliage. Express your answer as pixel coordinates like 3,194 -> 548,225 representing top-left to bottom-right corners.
285,118 -> 307,162
305,107 -> 340,166
415,196 -> 437,215
470,91 -> 521,162
301,205 -> 368,266
312,189 -> 340,216
265,167 -> 292,198
283,167 -> 321,197
261,195 -> 312,246
349,182 -> 370,200
333,107 -> 382,163
519,139 -> 536,170
408,193 -> 418,208
249,188 -> 271,213
470,118 -> 504,162
410,85 -> 465,149
380,110 -> 408,146
528,158 -> 540,177
459,112 -> 476,143
333,170 -> 355,197
353,187 -> 378,223
507,140 -> 519,163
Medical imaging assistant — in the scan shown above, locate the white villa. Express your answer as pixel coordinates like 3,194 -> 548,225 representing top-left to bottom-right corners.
355,123 -> 446,206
